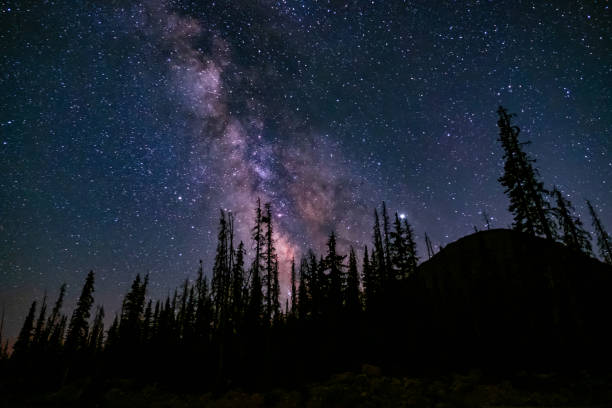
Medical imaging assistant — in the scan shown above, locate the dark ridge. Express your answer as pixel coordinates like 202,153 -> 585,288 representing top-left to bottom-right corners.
402,228 -> 612,369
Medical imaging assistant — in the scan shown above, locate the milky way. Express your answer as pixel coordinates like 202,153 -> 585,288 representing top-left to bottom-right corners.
144,0 -> 377,287
1,1 -> 610,339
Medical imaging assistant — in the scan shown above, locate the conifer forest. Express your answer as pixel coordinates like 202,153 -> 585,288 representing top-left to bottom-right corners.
2,108 -> 612,406
1,1 -> 611,406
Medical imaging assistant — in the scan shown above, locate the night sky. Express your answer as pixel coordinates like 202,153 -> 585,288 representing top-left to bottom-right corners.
1,1 -> 610,339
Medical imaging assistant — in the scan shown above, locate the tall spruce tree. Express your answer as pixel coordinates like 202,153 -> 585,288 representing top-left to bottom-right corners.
177,279 -> 190,340
362,246 -> 375,312
212,210 -> 231,326
381,202 -> 393,283
324,231 -> 345,314
231,241 -> 246,325
587,200 -> 612,264
32,294 -> 48,352
150,301 -> 160,342
105,315 -> 120,351
389,214 -> 419,279
182,286 -> 197,344
497,106 -> 554,239
308,252 -> 321,318
404,219 -> 418,275
345,247 -> 361,315
246,199 -> 265,326
13,300 -> 37,359
142,300 -> 153,345
88,306 -> 105,354
49,316 -> 67,354
297,257 -> 310,320
46,283 -> 66,345
66,270 -> 95,352
194,261 -> 212,344
290,258 -> 297,316
372,209 -> 386,295
251,198 -> 264,281
246,263 -> 263,329
263,202 -> 280,321
227,211 -> 235,288
390,214 -> 408,279
551,187 -> 592,255
272,257 -> 281,322
119,274 -> 148,348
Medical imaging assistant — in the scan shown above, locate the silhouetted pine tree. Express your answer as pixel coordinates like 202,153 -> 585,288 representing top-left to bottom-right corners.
587,200 -> 612,265
302,252 -> 321,318
362,246 -> 375,312
290,258 -> 297,316
105,315 -> 119,351
324,232 -> 345,314
390,214 -> 408,279
186,286 -> 197,345
45,283 -> 66,352
227,211 -> 235,292
88,306 -> 105,355
297,257 -> 310,320
497,106 -> 554,240
177,279 -> 189,338
345,247 -> 361,315
32,294 -> 47,353
177,279 -> 196,344
212,210 -> 231,327
382,202 -> 393,284
13,300 -> 37,360
151,301 -> 160,339
65,270 -> 95,352
404,219 -> 418,275
157,294 -> 177,350
246,199 -> 265,327
142,300 -> 153,345
118,274 -> 148,351
390,215 -> 418,278
272,257 -> 281,322
156,296 -> 171,350
551,187 -> 592,255
316,255 -> 327,318
194,264 -> 212,345
372,209 -> 386,297
246,266 -> 263,328
231,241 -> 246,326
50,316 -> 67,355
263,203 -> 280,322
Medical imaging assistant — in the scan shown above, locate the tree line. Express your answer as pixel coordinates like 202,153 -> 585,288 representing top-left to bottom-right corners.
0,199 -> 421,390
1,106 -> 611,392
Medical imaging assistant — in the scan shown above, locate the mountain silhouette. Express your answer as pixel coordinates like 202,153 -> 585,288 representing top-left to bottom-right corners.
399,228 -> 612,369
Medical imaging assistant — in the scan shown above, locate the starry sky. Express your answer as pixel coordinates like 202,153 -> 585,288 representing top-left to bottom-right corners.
1,0 -> 610,339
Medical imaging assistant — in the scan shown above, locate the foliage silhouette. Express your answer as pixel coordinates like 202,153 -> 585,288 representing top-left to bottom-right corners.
3,108 -> 612,402
497,106 -> 555,240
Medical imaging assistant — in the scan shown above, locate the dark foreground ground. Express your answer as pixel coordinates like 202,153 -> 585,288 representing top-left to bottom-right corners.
3,367 -> 612,408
